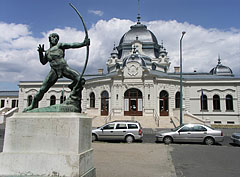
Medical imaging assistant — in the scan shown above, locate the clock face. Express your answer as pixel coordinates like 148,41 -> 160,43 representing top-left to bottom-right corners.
128,65 -> 138,76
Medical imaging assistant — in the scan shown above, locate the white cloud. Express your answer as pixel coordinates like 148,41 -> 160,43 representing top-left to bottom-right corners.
88,10 -> 104,17
0,19 -> 240,90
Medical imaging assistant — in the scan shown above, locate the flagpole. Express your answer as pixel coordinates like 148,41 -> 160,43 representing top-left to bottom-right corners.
201,88 -> 204,120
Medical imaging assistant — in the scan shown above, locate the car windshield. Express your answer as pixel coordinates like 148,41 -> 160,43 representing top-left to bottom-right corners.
171,124 -> 184,131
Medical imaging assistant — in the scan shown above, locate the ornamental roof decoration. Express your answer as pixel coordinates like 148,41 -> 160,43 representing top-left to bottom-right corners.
210,55 -> 233,76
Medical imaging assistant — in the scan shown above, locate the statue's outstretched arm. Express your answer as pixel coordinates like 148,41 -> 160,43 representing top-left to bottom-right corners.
38,44 -> 48,65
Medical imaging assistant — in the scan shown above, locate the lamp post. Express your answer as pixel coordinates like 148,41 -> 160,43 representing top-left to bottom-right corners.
180,31 -> 186,125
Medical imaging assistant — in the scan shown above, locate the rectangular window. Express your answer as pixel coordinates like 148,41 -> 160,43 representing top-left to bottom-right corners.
227,121 -> 234,124
103,124 -> 115,130
12,100 -> 17,108
1,100 -> 5,108
124,99 -> 129,111
138,99 -> 142,111
214,121 -> 222,124
128,124 -> 138,129
116,124 -> 127,129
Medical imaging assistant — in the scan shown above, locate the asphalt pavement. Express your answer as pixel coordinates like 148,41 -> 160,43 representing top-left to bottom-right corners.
171,144 -> 240,177
93,142 -> 176,177
0,126 -> 240,177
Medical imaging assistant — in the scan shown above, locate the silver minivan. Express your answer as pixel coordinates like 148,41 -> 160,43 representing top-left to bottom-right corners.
92,121 -> 143,143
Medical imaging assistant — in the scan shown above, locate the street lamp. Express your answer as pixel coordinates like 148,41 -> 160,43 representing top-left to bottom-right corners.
180,31 -> 186,125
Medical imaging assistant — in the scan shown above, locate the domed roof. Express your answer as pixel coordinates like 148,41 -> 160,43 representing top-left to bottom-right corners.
122,51 -> 150,67
210,57 -> 233,76
119,23 -> 158,45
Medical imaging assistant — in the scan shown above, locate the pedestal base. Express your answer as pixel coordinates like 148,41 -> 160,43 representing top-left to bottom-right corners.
0,113 -> 96,177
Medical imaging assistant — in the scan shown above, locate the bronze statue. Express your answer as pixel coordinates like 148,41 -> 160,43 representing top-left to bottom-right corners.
23,3 -> 90,113
23,33 -> 90,112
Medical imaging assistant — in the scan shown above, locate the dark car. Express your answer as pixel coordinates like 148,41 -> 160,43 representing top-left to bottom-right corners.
231,132 -> 240,146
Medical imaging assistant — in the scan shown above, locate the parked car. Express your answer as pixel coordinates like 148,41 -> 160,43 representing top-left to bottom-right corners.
156,123 -> 224,145
92,120 -> 143,143
231,132 -> 240,146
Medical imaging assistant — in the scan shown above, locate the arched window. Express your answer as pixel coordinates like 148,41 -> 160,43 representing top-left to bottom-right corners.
60,96 -> 66,104
101,91 -> 109,116
175,92 -> 180,108
201,95 -> 208,110
28,95 -> 33,106
90,92 -> 95,108
160,90 -> 169,116
124,88 -> 143,116
50,95 -> 56,105
226,94 -> 233,110
213,95 -> 220,110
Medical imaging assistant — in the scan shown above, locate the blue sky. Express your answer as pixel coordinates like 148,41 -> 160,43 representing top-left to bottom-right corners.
1,0 -> 240,90
1,0 -> 240,34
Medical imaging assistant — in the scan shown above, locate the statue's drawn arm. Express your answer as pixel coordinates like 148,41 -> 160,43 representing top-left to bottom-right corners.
60,42 -> 85,49
60,38 -> 90,50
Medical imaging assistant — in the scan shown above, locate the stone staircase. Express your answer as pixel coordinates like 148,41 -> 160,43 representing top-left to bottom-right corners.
91,115 -> 175,129
90,110 -> 209,128
172,113 -> 209,125
0,107 -> 19,124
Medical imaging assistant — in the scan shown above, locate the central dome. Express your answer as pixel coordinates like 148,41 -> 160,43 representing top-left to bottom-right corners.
117,22 -> 160,59
119,23 -> 158,45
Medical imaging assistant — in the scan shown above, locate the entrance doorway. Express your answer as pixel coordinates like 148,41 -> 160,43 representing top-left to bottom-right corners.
160,90 -> 169,116
124,88 -> 143,116
101,91 -> 109,116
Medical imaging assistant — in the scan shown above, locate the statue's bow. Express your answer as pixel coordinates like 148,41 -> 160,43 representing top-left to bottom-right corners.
69,3 -> 89,79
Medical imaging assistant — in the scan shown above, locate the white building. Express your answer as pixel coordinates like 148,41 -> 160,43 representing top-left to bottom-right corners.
0,91 -> 19,124
17,20 -> 240,126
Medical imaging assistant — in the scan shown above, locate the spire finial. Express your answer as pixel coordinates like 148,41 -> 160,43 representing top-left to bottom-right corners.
137,0 -> 141,24
218,54 -> 221,65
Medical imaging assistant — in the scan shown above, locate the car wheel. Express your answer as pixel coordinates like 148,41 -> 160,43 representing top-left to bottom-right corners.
163,136 -> 173,144
204,137 -> 214,145
92,134 -> 97,142
125,135 -> 134,143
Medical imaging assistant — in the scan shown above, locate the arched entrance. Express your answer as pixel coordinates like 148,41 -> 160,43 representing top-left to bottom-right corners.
160,90 -> 169,116
124,88 -> 143,116
101,91 -> 109,116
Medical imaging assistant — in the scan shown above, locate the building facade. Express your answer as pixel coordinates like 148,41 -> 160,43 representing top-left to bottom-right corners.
17,21 -> 240,125
0,91 -> 19,123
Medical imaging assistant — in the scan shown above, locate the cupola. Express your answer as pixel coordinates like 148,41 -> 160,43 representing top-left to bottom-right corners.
210,56 -> 233,76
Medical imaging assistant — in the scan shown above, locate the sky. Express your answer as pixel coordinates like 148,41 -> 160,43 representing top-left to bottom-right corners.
0,0 -> 240,90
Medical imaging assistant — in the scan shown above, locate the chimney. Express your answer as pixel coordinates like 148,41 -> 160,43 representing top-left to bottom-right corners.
174,66 -> 180,73
98,69 -> 104,75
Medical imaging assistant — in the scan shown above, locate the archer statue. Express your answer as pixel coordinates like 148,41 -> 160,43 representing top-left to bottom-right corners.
24,3 -> 90,113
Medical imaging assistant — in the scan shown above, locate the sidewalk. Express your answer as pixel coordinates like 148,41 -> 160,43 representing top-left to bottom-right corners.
92,142 -> 177,177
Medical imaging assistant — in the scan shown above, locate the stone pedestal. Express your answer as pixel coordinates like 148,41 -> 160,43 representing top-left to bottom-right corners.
0,112 -> 96,177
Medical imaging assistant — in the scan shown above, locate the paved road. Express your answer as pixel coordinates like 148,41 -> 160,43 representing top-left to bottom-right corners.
93,143 -> 176,177
171,144 -> 240,177
1,126 -> 240,177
